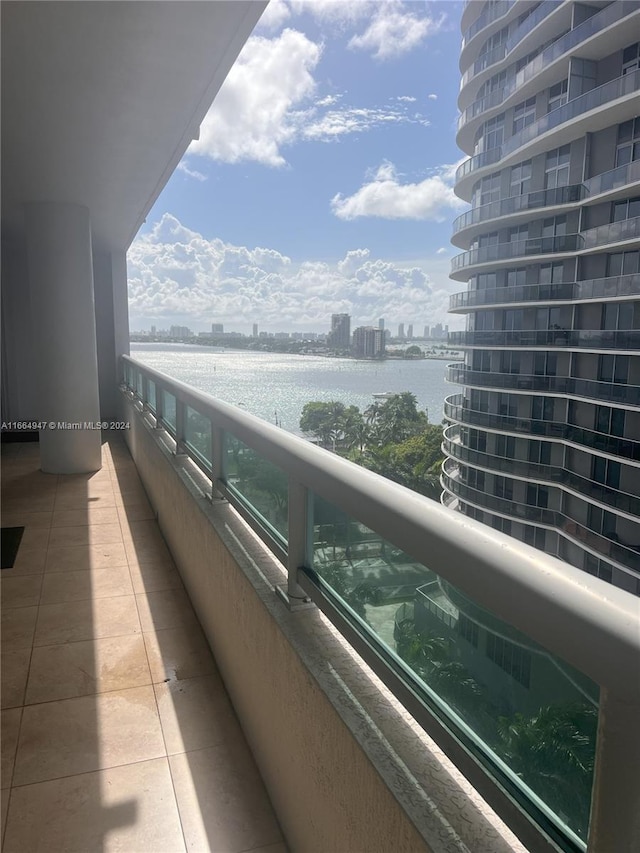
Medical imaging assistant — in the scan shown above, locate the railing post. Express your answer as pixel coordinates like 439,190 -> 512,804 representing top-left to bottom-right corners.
276,478 -> 313,610
154,385 -> 164,429
175,398 -> 188,456
211,425 -> 225,499
141,375 -> 150,413
587,688 -> 640,853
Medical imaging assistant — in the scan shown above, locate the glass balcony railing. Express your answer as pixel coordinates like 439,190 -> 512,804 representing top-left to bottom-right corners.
453,185 -> 584,235
445,363 -> 640,407
457,70 -> 640,184
582,215 -> 640,250
444,393 -> 640,461
441,460 -> 640,570
453,160 -> 640,238
449,274 -> 640,311
451,234 -> 582,271
458,1 -> 640,132
122,355 -> 640,853
461,0 -> 559,88
442,424 -> 640,516
448,329 -> 640,350
462,0 -> 514,49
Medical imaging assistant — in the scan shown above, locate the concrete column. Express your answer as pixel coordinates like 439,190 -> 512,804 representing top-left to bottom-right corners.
25,202 -> 102,473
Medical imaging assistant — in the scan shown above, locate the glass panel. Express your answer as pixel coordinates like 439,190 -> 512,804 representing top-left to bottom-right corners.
147,381 -> 156,413
185,406 -> 211,468
162,391 -> 177,435
310,494 -> 598,846
135,371 -> 143,397
225,435 -> 288,540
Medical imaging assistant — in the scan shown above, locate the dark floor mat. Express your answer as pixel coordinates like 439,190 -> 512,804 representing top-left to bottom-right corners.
1,526 -> 25,569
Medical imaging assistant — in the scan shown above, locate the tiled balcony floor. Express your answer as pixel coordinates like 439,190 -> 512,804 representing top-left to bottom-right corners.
1,439 -> 287,853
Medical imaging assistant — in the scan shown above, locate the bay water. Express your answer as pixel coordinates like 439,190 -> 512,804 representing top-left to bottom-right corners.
130,342 -> 456,434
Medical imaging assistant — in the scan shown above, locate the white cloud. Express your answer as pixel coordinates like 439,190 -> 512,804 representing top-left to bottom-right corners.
176,160 -> 207,182
436,247 -> 448,255
427,93 -> 438,100
256,0 -> 291,31
128,213 -> 456,331
396,95 -> 417,103
348,4 -> 444,60
302,104 -> 429,140
315,94 -> 342,107
190,29 -> 321,167
331,161 -> 465,221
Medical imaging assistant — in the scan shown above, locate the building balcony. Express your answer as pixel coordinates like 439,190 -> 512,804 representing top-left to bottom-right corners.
452,160 -> 640,246
452,215 -> 640,280
459,0 -> 566,99
445,362 -> 640,407
456,69 -> 640,196
449,274 -> 640,312
461,0 -> 516,55
441,459 -> 640,572
442,424 -> 640,517
447,328 -> 640,353
457,1 -> 640,147
444,392 -> 640,461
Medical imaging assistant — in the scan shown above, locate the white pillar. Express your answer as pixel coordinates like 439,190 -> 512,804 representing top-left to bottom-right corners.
25,202 -> 102,473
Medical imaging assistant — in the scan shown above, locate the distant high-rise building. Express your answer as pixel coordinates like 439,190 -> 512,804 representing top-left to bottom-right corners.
407,324 -> 414,340
423,325 -> 429,339
398,323 -> 405,339
352,326 -> 384,358
211,323 -> 224,334
378,317 -> 385,331
170,325 -> 191,338
329,313 -> 351,349
445,0 -> 640,595
252,323 -> 258,337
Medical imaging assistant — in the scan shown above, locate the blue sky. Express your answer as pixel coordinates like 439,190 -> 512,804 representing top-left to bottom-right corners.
128,0 -> 467,335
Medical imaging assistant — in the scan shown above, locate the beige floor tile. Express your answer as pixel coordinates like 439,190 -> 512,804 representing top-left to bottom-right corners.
45,541 -> 128,572
51,507 -> 120,528
57,470 -> 112,486
3,758 -> 186,853
1,708 -> 22,789
25,634 -> 151,704
143,625 -> 216,684
2,495 -> 56,513
12,547 -> 47,573
48,523 -> 123,548
53,491 -> 116,511
114,488 -> 152,508
1,606 -> 38,650
169,736 -> 283,853
40,566 -> 134,604
16,527 -> 50,550
0,575 -> 43,608
129,560 -> 183,595
117,502 -> 156,523
154,674 -> 235,755
120,518 -> 161,542
34,595 -> 140,646
136,588 -> 200,633
13,685 -> 166,786
0,511 -> 52,529
125,536 -> 172,565
1,648 -> 31,708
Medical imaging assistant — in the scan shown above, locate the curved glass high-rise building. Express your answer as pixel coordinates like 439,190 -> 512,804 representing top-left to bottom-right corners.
444,0 -> 640,595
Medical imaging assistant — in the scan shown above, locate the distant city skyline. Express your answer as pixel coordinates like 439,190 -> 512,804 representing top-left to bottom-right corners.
127,1 -> 466,334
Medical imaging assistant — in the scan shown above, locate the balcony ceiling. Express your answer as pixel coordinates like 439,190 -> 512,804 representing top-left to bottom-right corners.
1,1 -> 266,253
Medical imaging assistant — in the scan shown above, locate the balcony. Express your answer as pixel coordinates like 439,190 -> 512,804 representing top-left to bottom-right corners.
451,234 -> 582,277
457,1 -> 640,144
460,0 -> 563,93
442,423 -> 640,516
448,329 -> 640,352
445,362 -> 640,407
452,159 -> 640,245
108,357 -> 640,853
444,392 -> 640,461
449,273 -> 640,311
456,69 -> 640,190
441,459 -> 640,571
